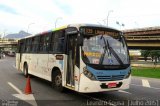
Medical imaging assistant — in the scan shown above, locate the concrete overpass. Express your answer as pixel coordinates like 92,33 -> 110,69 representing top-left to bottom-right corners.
0,38 -> 18,49
123,27 -> 160,49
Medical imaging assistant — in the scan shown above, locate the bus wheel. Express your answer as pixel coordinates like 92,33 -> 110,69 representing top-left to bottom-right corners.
23,63 -> 28,78
52,71 -> 64,92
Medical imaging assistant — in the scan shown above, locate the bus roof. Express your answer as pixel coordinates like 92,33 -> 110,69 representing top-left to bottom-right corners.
20,23 -> 120,40
23,34 -> 35,39
67,23 -> 120,32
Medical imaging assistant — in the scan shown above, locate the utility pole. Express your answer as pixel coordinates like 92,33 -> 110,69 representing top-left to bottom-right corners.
106,10 -> 113,26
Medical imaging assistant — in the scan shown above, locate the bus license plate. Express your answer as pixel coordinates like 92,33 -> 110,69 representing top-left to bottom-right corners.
108,83 -> 117,88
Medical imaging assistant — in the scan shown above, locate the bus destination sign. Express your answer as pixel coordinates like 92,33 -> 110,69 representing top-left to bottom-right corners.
82,28 -> 119,36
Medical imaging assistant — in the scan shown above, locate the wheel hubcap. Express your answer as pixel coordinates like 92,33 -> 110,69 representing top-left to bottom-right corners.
55,75 -> 62,87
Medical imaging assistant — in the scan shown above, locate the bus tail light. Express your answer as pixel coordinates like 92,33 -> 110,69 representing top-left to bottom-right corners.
83,67 -> 96,80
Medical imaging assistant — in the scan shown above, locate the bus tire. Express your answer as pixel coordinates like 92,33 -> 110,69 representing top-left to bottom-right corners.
52,70 -> 64,92
23,63 -> 28,78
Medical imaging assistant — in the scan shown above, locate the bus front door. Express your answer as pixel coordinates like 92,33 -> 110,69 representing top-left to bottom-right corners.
66,35 -> 76,87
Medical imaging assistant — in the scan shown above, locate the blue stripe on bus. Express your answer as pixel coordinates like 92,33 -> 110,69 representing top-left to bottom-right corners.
86,65 -> 131,81
59,60 -> 63,70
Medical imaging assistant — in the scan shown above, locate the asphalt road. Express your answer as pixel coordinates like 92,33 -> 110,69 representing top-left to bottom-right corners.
0,57 -> 160,106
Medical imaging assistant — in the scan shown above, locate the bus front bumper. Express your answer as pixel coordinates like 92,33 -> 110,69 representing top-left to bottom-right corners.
78,74 -> 131,93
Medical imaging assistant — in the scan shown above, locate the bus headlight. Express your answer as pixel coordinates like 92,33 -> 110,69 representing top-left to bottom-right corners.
83,67 -> 96,80
124,70 -> 131,79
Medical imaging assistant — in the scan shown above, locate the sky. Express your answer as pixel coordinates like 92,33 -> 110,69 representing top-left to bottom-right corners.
0,0 -> 160,36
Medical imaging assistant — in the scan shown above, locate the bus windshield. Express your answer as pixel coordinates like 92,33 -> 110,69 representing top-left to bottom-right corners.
81,34 -> 129,69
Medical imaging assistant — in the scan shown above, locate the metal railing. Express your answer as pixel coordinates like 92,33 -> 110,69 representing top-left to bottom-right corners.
0,38 -> 18,44
125,35 -> 160,40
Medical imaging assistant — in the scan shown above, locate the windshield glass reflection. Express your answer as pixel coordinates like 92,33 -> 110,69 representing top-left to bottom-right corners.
82,34 -> 129,66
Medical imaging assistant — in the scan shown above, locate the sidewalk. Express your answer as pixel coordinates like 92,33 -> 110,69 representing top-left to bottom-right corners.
131,61 -> 160,68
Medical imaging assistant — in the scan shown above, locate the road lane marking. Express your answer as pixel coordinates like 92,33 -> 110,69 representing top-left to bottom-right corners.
8,82 -> 37,106
142,79 -> 150,87
118,90 -> 132,94
131,84 -> 160,90
13,94 -> 37,106
8,82 -> 23,94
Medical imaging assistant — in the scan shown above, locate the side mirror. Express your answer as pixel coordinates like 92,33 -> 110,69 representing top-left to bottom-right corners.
77,35 -> 83,46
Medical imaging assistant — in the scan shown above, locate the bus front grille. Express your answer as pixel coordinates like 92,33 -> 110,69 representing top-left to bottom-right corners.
97,75 -> 125,81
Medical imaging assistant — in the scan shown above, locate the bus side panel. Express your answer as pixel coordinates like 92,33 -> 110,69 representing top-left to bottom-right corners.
16,53 -> 20,71
48,54 -> 66,82
28,53 -> 42,78
37,54 -> 50,80
26,53 -> 49,80
18,53 -> 25,73
19,53 -> 34,76
19,53 -> 24,72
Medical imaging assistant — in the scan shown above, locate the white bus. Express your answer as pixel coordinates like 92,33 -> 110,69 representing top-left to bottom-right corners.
16,24 -> 131,93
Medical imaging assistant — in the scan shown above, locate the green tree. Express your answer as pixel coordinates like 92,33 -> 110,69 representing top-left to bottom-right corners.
141,50 -> 160,63
141,50 -> 150,61
150,50 -> 160,63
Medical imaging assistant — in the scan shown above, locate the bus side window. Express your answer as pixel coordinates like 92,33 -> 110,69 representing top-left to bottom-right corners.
31,37 -> 35,52
43,35 -> 50,52
24,39 -> 28,52
20,40 -> 25,53
50,32 -> 55,53
32,36 -> 39,53
25,38 -> 32,53
53,30 -> 65,53
17,41 -> 21,53
21,39 -> 26,53
39,34 -> 50,53
39,35 -> 45,53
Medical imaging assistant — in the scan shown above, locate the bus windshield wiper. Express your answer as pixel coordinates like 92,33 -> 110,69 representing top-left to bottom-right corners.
99,35 -> 110,65
106,40 -> 124,66
99,35 -> 124,66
